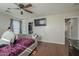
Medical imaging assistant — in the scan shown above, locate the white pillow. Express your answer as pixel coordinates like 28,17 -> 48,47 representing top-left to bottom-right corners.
32,34 -> 38,39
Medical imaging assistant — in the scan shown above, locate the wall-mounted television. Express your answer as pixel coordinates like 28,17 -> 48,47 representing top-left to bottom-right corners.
34,18 -> 46,26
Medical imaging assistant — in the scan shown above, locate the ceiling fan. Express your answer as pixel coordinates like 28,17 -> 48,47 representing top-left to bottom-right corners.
7,3 -> 33,15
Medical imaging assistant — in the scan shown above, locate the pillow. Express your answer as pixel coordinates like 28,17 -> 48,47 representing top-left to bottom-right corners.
32,34 -> 38,39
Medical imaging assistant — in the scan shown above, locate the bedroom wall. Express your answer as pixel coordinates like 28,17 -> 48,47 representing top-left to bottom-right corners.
22,11 -> 79,44
0,13 -> 11,37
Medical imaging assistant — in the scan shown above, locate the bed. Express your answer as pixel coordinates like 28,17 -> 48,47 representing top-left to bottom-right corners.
0,35 -> 38,56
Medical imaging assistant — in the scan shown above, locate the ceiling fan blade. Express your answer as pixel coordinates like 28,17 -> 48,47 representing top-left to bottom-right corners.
8,8 -> 20,9
24,3 -> 32,8
14,3 -> 24,8
24,9 -> 33,13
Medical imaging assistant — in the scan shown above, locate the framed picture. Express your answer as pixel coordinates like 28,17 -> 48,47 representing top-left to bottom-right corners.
34,18 -> 46,26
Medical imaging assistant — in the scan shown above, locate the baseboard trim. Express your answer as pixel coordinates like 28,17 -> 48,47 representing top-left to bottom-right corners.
38,41 -> 65,46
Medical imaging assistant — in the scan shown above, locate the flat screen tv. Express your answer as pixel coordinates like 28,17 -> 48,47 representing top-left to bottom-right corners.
34,18 -> 46,26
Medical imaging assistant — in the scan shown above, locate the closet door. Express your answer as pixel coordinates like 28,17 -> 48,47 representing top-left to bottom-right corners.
71,18 -> 79,48
71,18 -> 78,40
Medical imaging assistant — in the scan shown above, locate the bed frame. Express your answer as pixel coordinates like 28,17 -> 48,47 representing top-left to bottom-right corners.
19,37 -> 38,56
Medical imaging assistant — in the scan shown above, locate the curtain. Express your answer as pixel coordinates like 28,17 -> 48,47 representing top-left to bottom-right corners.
10,19 -> 13,31
10,19 -> 22,34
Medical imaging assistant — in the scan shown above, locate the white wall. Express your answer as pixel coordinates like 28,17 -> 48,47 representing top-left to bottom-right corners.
22,11 -> 79,44
22,20 -> 28,34
0,14 -> 11,37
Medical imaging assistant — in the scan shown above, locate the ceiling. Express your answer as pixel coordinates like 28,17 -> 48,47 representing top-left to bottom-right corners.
0,3 -> 79,19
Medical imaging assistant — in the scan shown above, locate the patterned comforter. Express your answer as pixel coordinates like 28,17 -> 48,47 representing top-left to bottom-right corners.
0,37 -> 35,56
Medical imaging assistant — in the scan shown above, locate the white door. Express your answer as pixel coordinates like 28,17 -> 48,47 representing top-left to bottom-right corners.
71,18 -> 78,40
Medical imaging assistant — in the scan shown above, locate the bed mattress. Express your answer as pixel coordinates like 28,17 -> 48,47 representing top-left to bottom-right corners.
0,37 -> 35,56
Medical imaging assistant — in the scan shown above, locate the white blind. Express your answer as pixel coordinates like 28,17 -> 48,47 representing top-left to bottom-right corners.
13,20 -> 20,34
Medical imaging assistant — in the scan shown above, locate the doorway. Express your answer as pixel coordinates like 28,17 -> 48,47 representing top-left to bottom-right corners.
65,18 -> 79,55
28,22 -> 33,34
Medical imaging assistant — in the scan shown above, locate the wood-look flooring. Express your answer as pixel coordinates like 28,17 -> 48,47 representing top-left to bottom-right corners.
31,42 -> 68,56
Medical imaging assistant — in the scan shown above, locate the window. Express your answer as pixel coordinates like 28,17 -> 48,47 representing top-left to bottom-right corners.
10,19 -> 22,34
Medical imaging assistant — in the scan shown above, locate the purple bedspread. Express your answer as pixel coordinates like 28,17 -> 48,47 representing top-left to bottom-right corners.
0,37 -> 35,56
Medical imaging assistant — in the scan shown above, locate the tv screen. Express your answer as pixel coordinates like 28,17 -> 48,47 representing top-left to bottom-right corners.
34,18 -> 46,26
